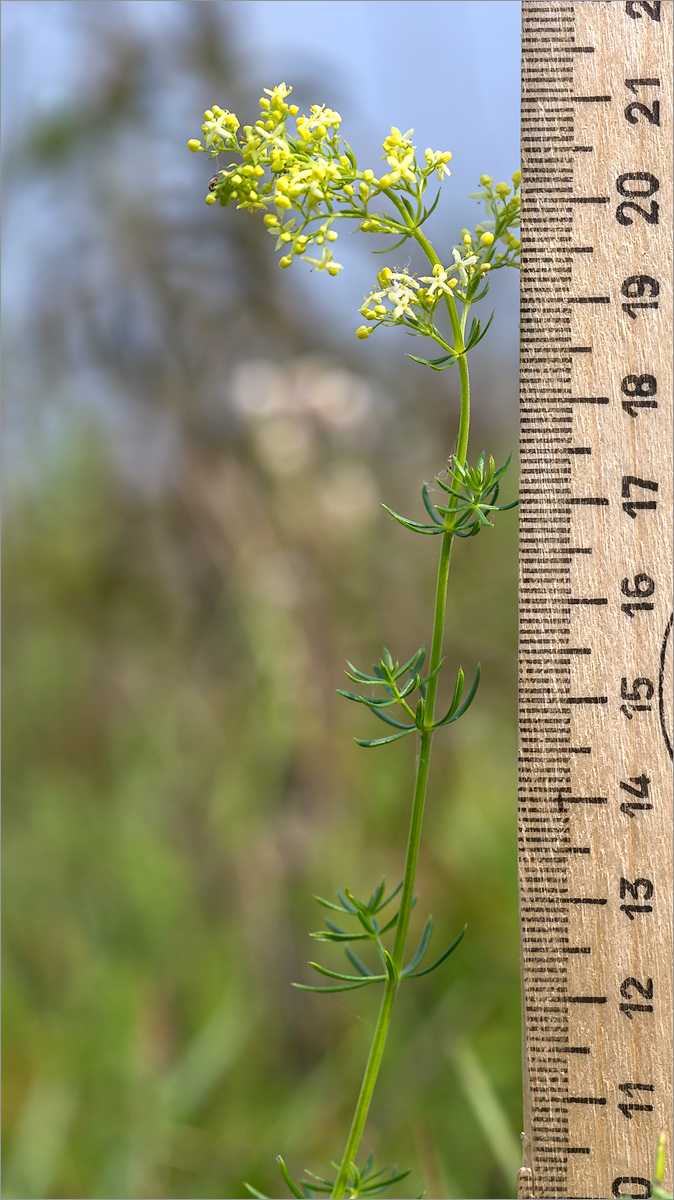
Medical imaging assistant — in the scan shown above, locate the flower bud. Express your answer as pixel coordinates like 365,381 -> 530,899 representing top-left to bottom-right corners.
495,182 -> 511,198
327,264 -> 340,276
205,193 -> 217,205
327,231 -> 338,242
377,268 -> 392,286
363,169 -> 374,181
479,174 -> 492,186
259,98 -> 270,109
264,214 -> 279,227
275,194 -> 292,209
511,170 -> 521,187
356,326 -> 371,339
480,232 -> 495,246
188,139 -> 202,153
288,104 -> 298,116
279,256 -> 293,268
378,174 -> 393,189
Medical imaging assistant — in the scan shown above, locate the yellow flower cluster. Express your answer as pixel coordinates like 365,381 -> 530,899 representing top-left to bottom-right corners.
187,85 -> 454,276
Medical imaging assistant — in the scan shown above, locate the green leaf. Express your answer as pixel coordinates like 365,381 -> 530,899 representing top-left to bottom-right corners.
309,930 -> 371,942
370,709 -> 416,731
420,187 -> 442,222
313,894 -> 350,914
406,924 -> 466,978
309,962 -> 386,983
382,948 -> 398,982
371,233 -> 411,254
292,978 -> 382,993
345,662 -> 381,684
360,1170 -> 412,1194
452,663 -> 482,721
277,1157 -> 305,1200
355,729 -> 416,748
421,483 -> 444,525
407,352 -> 458,371
344,946 -> 374,976
244,1184 -> 269,1199
337,890 -> 358,913
402,916 -> 434,976
434,664 -> 481,726
395,646 -> 426,678
324,918 -> 348,936
414,697 -> 425,729
375,880 -> 403,912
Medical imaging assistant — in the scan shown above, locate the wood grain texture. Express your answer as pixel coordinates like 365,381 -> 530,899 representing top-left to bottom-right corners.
519,4 -> 672,1198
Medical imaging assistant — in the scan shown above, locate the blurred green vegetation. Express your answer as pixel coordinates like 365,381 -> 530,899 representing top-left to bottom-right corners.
2,4 -> 521,1197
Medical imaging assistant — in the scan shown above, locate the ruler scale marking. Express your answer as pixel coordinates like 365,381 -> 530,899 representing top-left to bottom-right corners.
518,4 -> 672,1198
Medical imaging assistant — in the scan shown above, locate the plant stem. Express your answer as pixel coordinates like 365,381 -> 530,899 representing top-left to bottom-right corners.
330,223 -> 472,1194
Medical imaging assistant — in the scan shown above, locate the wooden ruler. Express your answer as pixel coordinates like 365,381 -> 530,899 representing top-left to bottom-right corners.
518,3 -> 673,1198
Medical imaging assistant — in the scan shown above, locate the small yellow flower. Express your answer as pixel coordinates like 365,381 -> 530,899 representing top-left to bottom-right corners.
356,326 -> 371,339
480,232 -> 495,247
188,139 -> 202,153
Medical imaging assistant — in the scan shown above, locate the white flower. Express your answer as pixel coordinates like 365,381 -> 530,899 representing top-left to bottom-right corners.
424,149 -> 452,181
451,247 -> 478,287
419,265 -> 456,298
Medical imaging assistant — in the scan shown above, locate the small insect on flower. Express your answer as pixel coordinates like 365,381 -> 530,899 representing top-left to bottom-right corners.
208,176 -> 219,192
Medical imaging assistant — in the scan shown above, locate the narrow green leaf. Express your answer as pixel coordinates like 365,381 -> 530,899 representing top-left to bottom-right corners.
344,946 -> 374,977
370,709 -> 415,731
292,978 -> 382,993
344,662 -> 382,683
371,233 -> 411,254
414,697 -> 425,729
375,879 -> 403,912
402,916 -> 434,976
336,688 -> 368,704
369,880 -> 386,911
382,504 -> 444,535
382,949 -> 398,982
406,924 -> 467,978
399,194 -> 415,218
381,647 -> 394,671
313,894 -> 350,914
421,483 -> 444,525
466,310 -> 494,349
244,1184 -> 269,1199
337,889 -> 358,913
395,646 -> 426,678
360,1170 -> 412,1194
301,1169 -> 335,1187
324,918 -> 347,935
309,930 -> 371,942
277,1157 -> 305,1200
308,962 -> 385,983
420,186 -> 442,222
452,663 -> 482,721
355,729 -> 415,748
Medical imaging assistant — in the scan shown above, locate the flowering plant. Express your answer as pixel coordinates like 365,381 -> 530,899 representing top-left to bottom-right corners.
189,84 -> 520,1200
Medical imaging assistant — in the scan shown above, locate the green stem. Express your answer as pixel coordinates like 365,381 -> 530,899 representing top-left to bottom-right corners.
330,191 -> 473,1200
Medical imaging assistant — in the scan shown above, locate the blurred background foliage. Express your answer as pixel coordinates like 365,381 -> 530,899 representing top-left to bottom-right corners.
2,2 -> 521,1197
